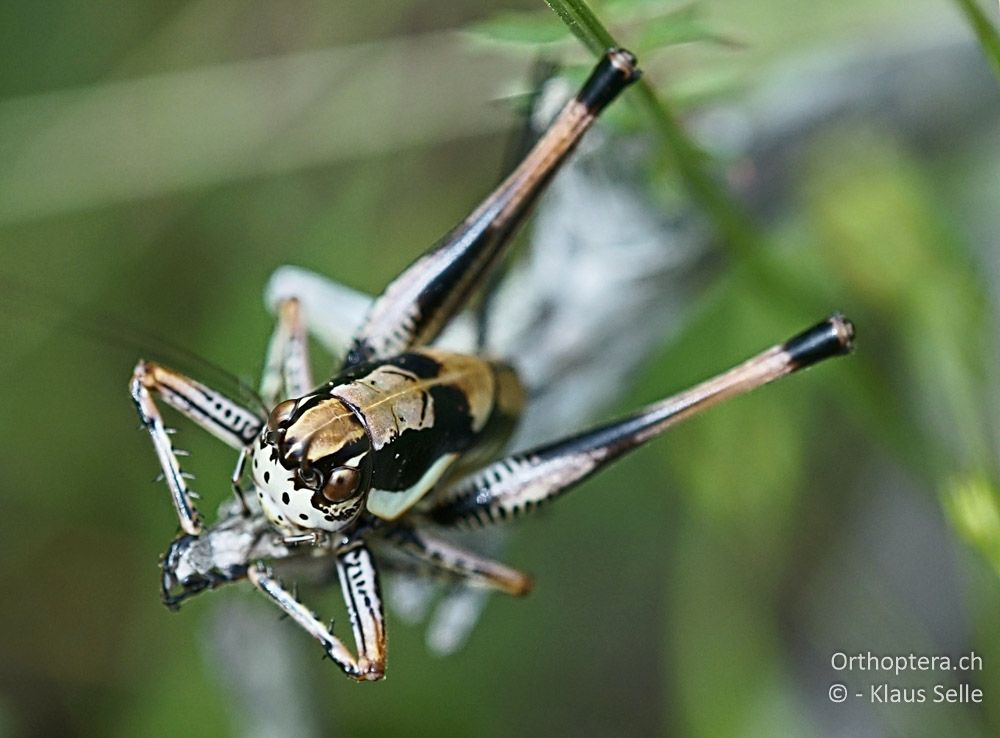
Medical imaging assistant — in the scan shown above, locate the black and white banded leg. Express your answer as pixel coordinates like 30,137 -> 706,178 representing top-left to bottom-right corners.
428,316 -> 855,528
344,49 -> 641,369
381,524 -> 533,596
248,541 -> 387,681
131,362 -> 264,535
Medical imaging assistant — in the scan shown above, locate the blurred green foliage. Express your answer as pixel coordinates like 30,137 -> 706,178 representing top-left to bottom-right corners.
2,0 -> 999,736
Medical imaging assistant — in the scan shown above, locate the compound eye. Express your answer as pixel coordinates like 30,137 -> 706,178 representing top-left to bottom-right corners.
321,467 -> 361,503
267,399 -> 297,431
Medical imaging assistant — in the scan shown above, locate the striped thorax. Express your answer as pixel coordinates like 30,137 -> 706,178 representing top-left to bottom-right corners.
250,348 -> 524,534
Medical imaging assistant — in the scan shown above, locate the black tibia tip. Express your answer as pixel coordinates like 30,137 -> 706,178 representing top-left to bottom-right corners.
783,314 -> 856,370
576,48 -> 641,114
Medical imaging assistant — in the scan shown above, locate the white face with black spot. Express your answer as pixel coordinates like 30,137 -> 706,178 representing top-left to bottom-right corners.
250,394 -> 372,534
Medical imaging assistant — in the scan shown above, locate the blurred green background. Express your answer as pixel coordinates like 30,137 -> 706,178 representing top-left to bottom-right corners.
2,0 -> 1000,736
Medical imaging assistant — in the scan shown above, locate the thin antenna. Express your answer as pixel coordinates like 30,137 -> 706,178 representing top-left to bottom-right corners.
0,277 -> 267,414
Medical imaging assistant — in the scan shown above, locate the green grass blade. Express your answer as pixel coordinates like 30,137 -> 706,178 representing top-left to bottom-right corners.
542,0 -> 616,54
953,0 -> 1000,81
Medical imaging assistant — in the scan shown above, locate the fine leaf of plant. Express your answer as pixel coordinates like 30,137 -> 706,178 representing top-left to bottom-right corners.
469,2 -> 739,51
468,10 -> 570,45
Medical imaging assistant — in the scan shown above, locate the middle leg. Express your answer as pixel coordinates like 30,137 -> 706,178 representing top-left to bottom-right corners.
380,523 -> 533,596
259,297 -> 315,406
231,297 -> 317,512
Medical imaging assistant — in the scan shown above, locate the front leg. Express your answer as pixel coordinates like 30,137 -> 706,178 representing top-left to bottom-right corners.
131,361 -> 264,535
248,541 -> 387,681
344,50 -> 640,368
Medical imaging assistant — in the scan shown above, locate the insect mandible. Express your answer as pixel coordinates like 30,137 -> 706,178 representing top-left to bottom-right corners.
133,49 -> 855,681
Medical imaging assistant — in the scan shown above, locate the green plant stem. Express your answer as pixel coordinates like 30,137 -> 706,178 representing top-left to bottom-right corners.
953,0 -> 1000,82
543,0 -> 617,54
632,83 -> 757,260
